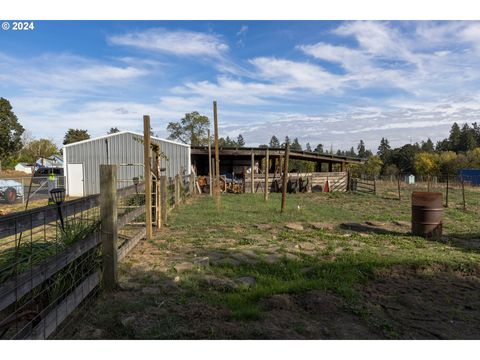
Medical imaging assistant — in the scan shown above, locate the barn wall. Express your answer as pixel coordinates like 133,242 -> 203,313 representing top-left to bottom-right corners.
64,132 -> 190,195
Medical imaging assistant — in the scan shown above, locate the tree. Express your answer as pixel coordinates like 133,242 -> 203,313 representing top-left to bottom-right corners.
305,142 -> 312,152
357,140 -> 367,158
377,137 -> 391,163
421,138 -> 434,152
448,122 -> 461,152
218,136 -> 237,147
314,143 -> 324,154
63,129 -> 90,145
347,147 -> 356,157
390,143 -> 421,175
438,151 -> 458,175
414,152 -> 440,179
362,156 -> 383,178
108,127 -> 120,134
290,137 -> 302,151
237,134 -> 245,147
167,111 -> 210,146
21,139 -> 58,163
269,135 -> 280,148
0,97 -> 24,164
282,136 -> 290,148
466,147 -> 480,168
459,123 -> 477,152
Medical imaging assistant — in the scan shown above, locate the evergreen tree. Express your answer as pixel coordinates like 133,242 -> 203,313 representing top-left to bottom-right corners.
237,134 -> 245,147
357,140 -> 367,158
459,123 -> 477,152
282,136 -> 290,148
421,138 -> 434,152
314,143 -> 324,154
63,129 -> 90,145
108,127 -> 120,134
290,137 -> 302,151
0,97 -> 24,164
269,135 -> 280,148
305,142 -> 312,152
348,146 -> 356,157
377,137 -> 391,162
448,122 -> 461,152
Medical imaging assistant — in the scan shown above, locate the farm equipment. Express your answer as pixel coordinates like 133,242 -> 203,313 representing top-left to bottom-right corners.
0,179 -> 24,204
196,175 -> 243,194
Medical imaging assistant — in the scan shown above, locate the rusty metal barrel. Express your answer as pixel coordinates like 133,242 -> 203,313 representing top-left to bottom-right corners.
411,192 -> 443,240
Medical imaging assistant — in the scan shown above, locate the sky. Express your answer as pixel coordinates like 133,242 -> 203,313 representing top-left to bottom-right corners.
1,20 -> 480,152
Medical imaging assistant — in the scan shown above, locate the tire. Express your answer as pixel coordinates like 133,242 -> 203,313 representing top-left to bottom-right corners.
4,187 -> 17,204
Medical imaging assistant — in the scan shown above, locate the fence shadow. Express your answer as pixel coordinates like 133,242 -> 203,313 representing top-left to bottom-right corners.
339,222 -> 408,236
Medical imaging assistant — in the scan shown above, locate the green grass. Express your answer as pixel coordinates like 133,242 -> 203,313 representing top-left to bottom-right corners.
162,188 -> 480,321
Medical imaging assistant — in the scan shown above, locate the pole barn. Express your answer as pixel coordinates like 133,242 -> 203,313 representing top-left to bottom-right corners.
63,131 -> 190,196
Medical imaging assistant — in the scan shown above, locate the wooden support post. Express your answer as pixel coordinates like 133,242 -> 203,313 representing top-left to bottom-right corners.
251,151 -> 255,194
373,178 -> 377,195
213,101 -> 221,207
208,128 -> 212,196
445,174 -> 449,208
154,149 -> 161,229
100,164 -> 118,291
175,174 -> 181,206
243,166 -> 246,193
264,148 -> 269,201
143,115 -> 152,241
160,176 -> 167,224
281,142 -> 290,213
328,162 -> 333,172
189,172 -> 195,195
461,178 -> 466,211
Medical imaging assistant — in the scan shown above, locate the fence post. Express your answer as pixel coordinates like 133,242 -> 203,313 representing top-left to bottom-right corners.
461,177 -> 466,211
189,172 -> 195,195
100,164 -> 118,291
374,178 -> 377,195
143,115 -> 152,241
160,176 -> 167,224
251,151 -> 255,194
264,148 -> 269,201
281,142 -> 290,213
175,174 -> 180,206
445,174 -> 449,208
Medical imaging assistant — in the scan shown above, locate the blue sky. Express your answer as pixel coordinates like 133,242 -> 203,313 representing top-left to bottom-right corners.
1,20 -> 480,151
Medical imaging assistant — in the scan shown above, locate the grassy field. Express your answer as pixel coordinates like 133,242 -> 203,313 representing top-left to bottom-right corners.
59,185 -> 480,339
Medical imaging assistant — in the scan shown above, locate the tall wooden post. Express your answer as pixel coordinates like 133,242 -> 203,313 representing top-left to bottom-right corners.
251,151 -> 255,194
175,174 -> 181,206
445,174 -> 449,208
100,165 -> 118,291
264,148 -> 269,201
208,128 -> 213,196
461,178 -> 466,211
143,116 -> 152,240
154,149 -> 161,229
213,101 -> 220,207
160,176 -> 167,224
281,142 -> 290,213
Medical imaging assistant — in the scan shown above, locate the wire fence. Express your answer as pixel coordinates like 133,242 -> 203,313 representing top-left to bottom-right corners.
0,176 -> 66,206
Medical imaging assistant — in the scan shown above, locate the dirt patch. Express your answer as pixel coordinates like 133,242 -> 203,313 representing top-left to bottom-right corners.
360,268 -> 480,339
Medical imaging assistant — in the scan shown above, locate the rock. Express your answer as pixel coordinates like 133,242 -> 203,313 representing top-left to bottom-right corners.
309,222 -> 335,230
285,222 -> 304,231
256,224 -> 273,230
121,316 -> 135,327
142,287 -> 161,295
193,256 -> 210,266
284,253 -> 299,261
174,262 -> 194,274
174,276 -> 181,283
358,233 -> 370,238
236,276 -> 256,287
202,275 -> 238,291
365,221 -> 386,227
298,242 -> 316,251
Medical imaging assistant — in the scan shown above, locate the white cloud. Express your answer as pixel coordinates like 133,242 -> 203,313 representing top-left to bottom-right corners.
108,28 -> 229,58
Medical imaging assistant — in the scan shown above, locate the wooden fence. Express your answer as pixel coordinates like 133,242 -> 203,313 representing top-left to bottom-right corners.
243,171 -> 349,193
0,165 -> 196,339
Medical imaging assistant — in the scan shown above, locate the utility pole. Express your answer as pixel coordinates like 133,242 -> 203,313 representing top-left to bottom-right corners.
213,101 -> 221,207
281,141 -> 290,213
